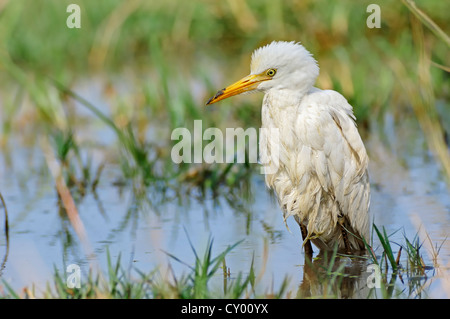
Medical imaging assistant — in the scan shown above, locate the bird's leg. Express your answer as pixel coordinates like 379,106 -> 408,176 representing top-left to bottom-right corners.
338,215 -> 351,254
300,223 -> 313,257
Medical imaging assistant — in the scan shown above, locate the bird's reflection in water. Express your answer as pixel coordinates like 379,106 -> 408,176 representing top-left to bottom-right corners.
297,250 -> 371,299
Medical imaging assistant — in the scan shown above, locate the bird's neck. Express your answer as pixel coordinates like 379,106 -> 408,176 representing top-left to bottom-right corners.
264,86 -> 314,109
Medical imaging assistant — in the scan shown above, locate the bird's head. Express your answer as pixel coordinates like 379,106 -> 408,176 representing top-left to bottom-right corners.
206,41 -> 319,105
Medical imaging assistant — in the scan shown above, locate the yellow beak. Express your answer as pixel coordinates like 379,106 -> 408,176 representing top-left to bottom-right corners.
206,73 -> 271,105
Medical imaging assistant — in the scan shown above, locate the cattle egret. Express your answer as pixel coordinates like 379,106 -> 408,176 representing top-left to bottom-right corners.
206,41 -> 370,255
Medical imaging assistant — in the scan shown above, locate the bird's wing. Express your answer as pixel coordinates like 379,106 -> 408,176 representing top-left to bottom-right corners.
294,89 -> 370,238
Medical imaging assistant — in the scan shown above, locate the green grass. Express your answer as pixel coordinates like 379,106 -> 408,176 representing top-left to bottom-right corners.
0,224 -> 438,299
0,238 -> 287,299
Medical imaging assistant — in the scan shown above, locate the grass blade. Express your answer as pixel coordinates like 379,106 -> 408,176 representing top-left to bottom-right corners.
373,224 -> 398,271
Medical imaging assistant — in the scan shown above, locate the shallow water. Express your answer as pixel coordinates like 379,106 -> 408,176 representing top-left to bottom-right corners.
0,81 -> 449,298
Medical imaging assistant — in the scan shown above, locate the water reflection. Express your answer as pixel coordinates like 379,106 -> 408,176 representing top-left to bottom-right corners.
296,251 -> 370,299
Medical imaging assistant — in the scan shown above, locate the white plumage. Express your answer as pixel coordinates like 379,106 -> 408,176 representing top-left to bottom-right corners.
207,41 -> 370,253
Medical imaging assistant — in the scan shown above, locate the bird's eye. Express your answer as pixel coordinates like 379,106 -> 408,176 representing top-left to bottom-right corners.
266,68 -> 277,77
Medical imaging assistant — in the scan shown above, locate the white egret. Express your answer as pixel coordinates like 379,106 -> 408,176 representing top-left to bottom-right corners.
206,41 -> 370,254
